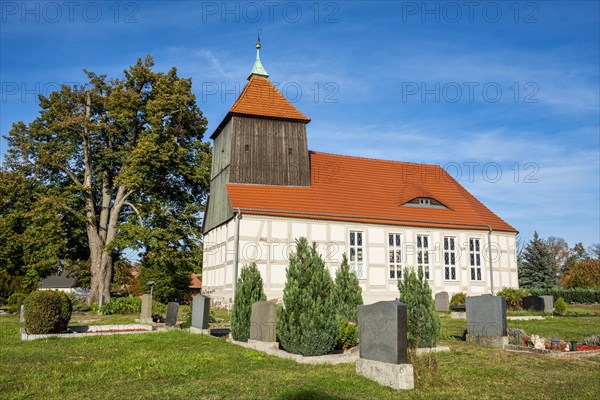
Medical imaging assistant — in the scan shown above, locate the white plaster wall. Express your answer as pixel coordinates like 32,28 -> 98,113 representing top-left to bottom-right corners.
202,215 -> 519,307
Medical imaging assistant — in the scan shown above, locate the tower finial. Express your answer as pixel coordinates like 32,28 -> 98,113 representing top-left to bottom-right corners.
249,29 -> 269,80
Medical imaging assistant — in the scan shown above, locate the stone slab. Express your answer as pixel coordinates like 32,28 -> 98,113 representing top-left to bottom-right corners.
541,296 -> 554,312
140,294 -> 152,320
466,334 -> 508,348
165,302 -> 179,327
434,292 -> 449,312
523,296 -> 544,312
356,359 -> 414,390
192,294 -> 211,329
19,305 -> 24,323
466,295 -> 507,337
249,301 -> 277,342
358,301 -> 408,364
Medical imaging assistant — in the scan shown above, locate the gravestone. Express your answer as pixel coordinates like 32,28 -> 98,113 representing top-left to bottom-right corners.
523,296 -> 544,312
191,294 -> 211,329
541,296 -> 554,313
466,295 -> 507,347
523,295 -> 554,313
165,302 -> 179,327
434,292 -> 449,312
356,301 -> 413,390
249,301 -> 277,342
19,305 -> 25,323
140,294 -> 153,323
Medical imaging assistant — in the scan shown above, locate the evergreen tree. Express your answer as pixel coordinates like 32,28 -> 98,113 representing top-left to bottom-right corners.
276,238 -> 338,356
518,232 -> 559,288
332,254 -> 363,322
230,263 -> 266,342
398,266 -> 440,348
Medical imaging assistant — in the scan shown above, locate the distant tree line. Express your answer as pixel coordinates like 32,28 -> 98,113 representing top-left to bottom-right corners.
518,232 -> 599,289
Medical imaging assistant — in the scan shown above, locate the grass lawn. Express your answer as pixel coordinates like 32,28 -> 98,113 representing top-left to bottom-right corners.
1,314 -> 599,400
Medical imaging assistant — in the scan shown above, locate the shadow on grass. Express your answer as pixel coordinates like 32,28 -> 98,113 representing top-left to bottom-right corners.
278,389 -> 349,400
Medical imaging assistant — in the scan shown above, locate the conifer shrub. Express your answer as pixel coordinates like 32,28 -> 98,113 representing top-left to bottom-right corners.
449,292 -> 466,306
24,290 -> 72,334
230,263 -> 266,342
276,238 -> 338,356
332,254 -> 363,322
398,266 -> 440,348
554,297 -> 567,315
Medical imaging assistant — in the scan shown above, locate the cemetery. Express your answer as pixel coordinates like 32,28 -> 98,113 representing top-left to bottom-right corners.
2,239 -> 599,399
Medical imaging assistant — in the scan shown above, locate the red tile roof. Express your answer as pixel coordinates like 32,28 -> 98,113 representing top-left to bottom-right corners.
189,274 -> 202,289
227,152 -> 517,232
229,75 -> 311,122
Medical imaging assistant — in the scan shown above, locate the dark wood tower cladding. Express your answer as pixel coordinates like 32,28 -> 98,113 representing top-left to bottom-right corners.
203,43 -> 311,233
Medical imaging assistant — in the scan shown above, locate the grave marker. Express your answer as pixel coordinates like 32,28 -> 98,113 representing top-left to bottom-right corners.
140,294 -> 153,323
356,301 -> 414,390
466,295 -> 508,347
434,292 -> 449,312
249,301 -> 277,342
192,294 -> 211,330
165,302 -> 179,327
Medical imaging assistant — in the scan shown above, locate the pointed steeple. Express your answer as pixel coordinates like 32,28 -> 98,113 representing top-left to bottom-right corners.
248,30 -> 269,80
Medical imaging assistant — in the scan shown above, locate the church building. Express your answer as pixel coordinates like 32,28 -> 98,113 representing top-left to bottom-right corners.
201,40 -> 519,306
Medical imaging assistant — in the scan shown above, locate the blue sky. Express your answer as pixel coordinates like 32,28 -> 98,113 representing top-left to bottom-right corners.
1,1 -> 599,249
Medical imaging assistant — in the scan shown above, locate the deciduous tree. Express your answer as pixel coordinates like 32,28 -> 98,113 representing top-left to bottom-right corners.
3,56 -> 211,303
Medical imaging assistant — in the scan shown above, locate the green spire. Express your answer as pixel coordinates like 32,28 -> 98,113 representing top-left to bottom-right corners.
248,32 -> 269,80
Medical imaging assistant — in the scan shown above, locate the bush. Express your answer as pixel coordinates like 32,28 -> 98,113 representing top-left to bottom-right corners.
230,263 -> 267,342
497,287 -> 530,310
7,292 -> 28,314
24,290 -> 72,334
398,266 -> 440,349
66,293 -> 91,312
100,297 -> 142,314
277,238 -> 338,356
526,288 -> 600,304
554,297 -> 567,315
337,316 -> 359,350
332,254 -> 363,322
450,292 -> 466,306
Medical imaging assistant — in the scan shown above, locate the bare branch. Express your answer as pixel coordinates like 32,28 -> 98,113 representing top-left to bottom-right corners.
124,201 -> 144,227
54,163 -> 83,187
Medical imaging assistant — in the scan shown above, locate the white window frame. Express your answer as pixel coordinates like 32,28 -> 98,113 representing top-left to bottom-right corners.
469,237 -> 483,281
419,198 -> 431,205
444,236 -> 458,281
388,233 -> 403,280
349,230 -> 365,279
416,234 -> 431,280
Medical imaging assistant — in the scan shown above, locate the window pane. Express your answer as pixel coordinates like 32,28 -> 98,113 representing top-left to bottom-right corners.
389,234 -> 393,246
451,269 -> 456,280
396,250 -> 401,263
444,253 -> 449,264
357,232 -> 362,246
445,268 -> 449,280
450,239 -> 455,250
424,252 -> 429,264
476,254 -> 481,266
470,239 -> 474,251
477,269 -> 481,280
389,250 -> 394,263
424,236 -> 429,248
417,236 -> 422,247
471,269 -> 475,280
350,248 -> 356,261
396,235 -> 401,246
451,254 -> 456,264
350,232 -> 355,246
418,251 -> 423,264
470,254 -> 474,265
444,237 -> 448,249
357,248 -> 363,262
390,269 -> 395,279
475,240 -> 480,251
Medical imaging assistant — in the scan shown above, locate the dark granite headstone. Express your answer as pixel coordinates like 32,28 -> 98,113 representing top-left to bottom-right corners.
165,302 -> 179,327
466,295 -> 507,337
358,301 -> 408,364
249,301 -> 277,342
192,294 -> 210,329
523,296 -> 544,312
434,292 -> 449,312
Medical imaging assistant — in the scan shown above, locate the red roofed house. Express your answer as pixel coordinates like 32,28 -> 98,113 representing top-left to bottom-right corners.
201,40 -> 519,307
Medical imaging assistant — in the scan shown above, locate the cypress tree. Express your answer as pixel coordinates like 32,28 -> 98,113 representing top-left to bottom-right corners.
276,237 -> 338,356
398,266 -> 440,348
230,263 -> 266,342
518,232 -> 559,289
332,253 -> 363,322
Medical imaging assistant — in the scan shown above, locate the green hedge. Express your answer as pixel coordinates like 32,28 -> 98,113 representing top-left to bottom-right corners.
526,288 -> 600,304
94,296 -> 168,315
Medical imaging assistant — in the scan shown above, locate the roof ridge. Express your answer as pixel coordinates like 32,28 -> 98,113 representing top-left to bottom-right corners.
309,150 -> 443,169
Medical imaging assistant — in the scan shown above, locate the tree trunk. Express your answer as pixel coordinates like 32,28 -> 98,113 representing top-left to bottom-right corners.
87,240 -> 114,304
